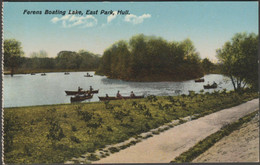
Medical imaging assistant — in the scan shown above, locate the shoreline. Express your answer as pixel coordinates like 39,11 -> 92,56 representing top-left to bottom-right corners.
3,69 -> 96,75
4,69 -> 219,82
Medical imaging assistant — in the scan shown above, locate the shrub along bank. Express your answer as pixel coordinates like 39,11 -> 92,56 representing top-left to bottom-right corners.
4,89 -> 258,163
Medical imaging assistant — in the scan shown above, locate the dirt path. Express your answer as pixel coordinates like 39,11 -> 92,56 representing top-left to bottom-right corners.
94,99 -> 259,163
193,113 -> 259,162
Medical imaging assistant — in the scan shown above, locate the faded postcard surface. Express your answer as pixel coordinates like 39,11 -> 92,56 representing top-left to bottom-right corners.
2,1 -> 259,164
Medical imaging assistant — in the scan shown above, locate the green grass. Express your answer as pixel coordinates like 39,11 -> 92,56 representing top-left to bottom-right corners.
171,111 -> 259,163
3,89 -> 258,163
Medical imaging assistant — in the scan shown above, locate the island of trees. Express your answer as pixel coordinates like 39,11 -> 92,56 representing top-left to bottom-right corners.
96,34 -> 205,81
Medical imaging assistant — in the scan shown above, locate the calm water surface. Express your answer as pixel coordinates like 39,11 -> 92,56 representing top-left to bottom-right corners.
4,72 -> 233,108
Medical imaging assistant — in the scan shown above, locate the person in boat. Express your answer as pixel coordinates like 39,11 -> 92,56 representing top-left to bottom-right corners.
78,86 -> 82,92
90,86 -> 93,92
117,90 -> 122,98
84,92 -> 91,97
130,91 -> 135,98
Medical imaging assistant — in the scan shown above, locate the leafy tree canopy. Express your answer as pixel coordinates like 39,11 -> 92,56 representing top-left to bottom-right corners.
97,34 -> 203,81
30,50 -> 48,58
4,39 -> 24,76
216,32 -> 258,91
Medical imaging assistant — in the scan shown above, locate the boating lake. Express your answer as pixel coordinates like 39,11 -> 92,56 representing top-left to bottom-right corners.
3,72 -> 234,108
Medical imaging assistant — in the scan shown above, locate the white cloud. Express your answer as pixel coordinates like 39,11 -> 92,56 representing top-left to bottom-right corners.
51,17 -> 59,23
107,11 -> 118,23
50,15 -> 97,28
124,14 -> 151,24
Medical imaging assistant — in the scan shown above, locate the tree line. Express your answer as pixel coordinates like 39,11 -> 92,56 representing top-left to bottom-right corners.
4,32 -> 258,91
20,50 -> 100,70
96,34 -> 205,81
4,39 -> 100,76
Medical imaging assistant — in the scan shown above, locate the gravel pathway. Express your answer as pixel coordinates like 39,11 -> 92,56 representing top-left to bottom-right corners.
94,99 -> 259,163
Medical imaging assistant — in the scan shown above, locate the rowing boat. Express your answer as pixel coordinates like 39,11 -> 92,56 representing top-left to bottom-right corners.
203,83 -> 217,89
65,89 -> 99,95
195,78 -> 204,82
98,95 -> 144,101
84,75 -> 93,77
70,94 -> 93,102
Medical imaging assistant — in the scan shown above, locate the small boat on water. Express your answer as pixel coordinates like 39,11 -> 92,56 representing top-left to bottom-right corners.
31,73 -> 36,75
98,95 -> 144,101
65,89 -> 99,95
203,83 -> 217,89
84,72 -> 93,77
70,94 -> 93,102
41,73 -> 46,76
84,75 -> 93,77
64,72 -> 70,75
195,78 -> 204,83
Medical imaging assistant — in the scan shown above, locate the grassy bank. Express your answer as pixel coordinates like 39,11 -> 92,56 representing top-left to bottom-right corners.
171,110 -> 259,163
4,89 -> 258,163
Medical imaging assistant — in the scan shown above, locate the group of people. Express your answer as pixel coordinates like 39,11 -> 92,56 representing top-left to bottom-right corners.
105,91 -> 136,98
76,86 -> 136,98
77,86 -> 93,92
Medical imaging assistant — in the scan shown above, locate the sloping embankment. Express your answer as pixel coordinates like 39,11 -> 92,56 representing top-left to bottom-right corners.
192,113 -> 259,162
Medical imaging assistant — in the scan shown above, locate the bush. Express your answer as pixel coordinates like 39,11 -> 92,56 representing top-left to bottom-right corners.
87,154 -> 99,161
108,147 -> 119,153
71,125 -> 77,132
70,136 -> 81,143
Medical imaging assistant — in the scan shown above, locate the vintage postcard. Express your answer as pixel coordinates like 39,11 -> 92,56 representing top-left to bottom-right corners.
2,1 -> 259,164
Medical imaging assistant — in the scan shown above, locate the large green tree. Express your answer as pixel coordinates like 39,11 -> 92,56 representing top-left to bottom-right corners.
216,32 -> 258,91
202,58 -> 215,73
4,39 -> 24,76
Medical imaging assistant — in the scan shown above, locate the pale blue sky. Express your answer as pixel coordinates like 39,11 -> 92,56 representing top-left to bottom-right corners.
4,2 -> 258,61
